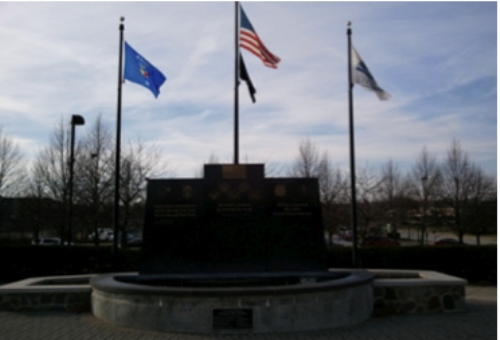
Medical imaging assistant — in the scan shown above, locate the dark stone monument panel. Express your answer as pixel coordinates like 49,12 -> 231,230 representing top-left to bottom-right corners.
140,164 -> 327,275
141,179 -> 206,274
265,178 -> 326,271
203,166 -> 268,272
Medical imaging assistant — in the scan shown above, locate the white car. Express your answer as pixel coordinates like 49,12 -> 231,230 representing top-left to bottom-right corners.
88,228 -> 114,241
100,231 -> 114,241
32,238 -> 62,246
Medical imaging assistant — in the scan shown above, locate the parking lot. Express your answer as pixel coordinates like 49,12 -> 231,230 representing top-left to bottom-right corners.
328,229 -> 496,247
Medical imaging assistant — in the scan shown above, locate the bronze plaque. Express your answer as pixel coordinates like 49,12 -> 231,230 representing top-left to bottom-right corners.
213,309 -> 253,329
222,165 -> 247,179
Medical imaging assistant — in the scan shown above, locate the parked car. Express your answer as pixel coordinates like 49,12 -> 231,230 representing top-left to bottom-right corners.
116,232 -> 142,248
127,237 -> 143,247
101,231 -> 114,241
339,229 -> 353,241
360,236 -> 400,247
433,238 -> 462,246
88,228 -> 114,241
32,237 -> 61,246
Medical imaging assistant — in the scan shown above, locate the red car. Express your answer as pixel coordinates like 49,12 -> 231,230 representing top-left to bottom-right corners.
360,236 -> 400,247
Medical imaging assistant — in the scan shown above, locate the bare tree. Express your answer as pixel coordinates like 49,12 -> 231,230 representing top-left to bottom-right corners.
76,115 -> 114,244
317,156 -> 349,245
378,159 -> 410,239
289,139 -> 352,243
379,160 -> 399,230
119,140 -> 167,245
264,162 -> 285,178
464,165 -> 496,245
32,120 -> 72,241
355,164 -> 382,237
0,128 -> 24,238
289,138 -> 322,178
410,147 -> 442,245
440,140 -> 474,243
0,128 -> 23,196
23,158 -> 52,241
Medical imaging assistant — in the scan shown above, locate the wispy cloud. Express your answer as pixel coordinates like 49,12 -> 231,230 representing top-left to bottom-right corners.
0,2 -> 495,180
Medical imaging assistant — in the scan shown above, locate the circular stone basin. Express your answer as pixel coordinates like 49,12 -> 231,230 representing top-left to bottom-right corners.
114,271 -> 351,288
91,270 -> 374,334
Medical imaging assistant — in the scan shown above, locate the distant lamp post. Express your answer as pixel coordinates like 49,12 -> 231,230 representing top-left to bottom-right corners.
68,114 -> 85,246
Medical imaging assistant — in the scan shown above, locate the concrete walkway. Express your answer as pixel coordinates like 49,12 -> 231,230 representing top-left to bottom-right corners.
0,285 -> 496,340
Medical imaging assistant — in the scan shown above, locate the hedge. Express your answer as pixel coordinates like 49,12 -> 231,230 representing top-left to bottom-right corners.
325,245 -> 497,284
0,246 -> 141,285
0,245 -> 496,285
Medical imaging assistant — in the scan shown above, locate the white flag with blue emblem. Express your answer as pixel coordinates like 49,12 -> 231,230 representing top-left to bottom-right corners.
351,46 -> 390,100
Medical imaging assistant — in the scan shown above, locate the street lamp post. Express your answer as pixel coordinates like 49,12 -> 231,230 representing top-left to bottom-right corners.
68,114 -> 85,246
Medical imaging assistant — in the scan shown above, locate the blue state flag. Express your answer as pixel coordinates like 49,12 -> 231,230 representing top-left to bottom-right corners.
124,42 -> 166,98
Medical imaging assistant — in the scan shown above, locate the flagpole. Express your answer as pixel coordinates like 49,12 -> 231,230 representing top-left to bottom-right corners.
234,1 -> 240,165
113,17 -> 124,255
347,21 -> 359,267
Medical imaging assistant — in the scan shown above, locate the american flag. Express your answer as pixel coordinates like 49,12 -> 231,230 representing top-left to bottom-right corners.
239,6 -> 280,69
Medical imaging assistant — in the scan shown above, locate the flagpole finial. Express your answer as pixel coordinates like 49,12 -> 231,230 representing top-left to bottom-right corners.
119,16 -> 124,31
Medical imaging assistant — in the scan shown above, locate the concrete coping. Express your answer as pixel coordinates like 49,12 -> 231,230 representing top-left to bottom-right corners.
366,269 -> 468,287
90,270 -> 374,297
0,274 -> 96,294
0,269 -> 467,294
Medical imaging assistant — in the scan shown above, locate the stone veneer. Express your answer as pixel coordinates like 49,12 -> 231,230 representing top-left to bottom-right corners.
368,269 -> 467,317
0,291 -> 91,312
0,274 -> 94,312
0,269 -> 467,319
91,270 -> 374,333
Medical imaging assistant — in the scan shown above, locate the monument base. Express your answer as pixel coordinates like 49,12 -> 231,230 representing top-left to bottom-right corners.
90,270 -> 374,334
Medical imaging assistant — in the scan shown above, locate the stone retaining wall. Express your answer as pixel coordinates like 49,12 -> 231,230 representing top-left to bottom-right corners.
0,291 -> 90,312
0,270 -> 467,318
91,271 -> 374,333
368,269 -> 467,317
0,274 -> 94,312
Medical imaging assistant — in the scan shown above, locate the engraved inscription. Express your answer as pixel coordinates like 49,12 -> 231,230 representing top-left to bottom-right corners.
217,203 -> 252,216
153,204 -> 197,225
209,182 -> 257,202
273,203 -> 312,217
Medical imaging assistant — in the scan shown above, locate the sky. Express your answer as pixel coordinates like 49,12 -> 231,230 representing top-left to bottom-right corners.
0,1 -> 496,180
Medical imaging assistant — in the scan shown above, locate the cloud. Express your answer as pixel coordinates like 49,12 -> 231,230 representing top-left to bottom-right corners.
0,2 -> 495,182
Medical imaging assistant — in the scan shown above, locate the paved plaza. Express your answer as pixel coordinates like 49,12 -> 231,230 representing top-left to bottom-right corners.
0,286 -> 496,340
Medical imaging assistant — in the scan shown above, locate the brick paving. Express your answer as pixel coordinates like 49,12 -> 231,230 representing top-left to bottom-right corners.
0,288 -> 496,340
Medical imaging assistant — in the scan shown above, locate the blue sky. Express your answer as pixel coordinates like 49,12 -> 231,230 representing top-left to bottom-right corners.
0,1 -> 496,179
